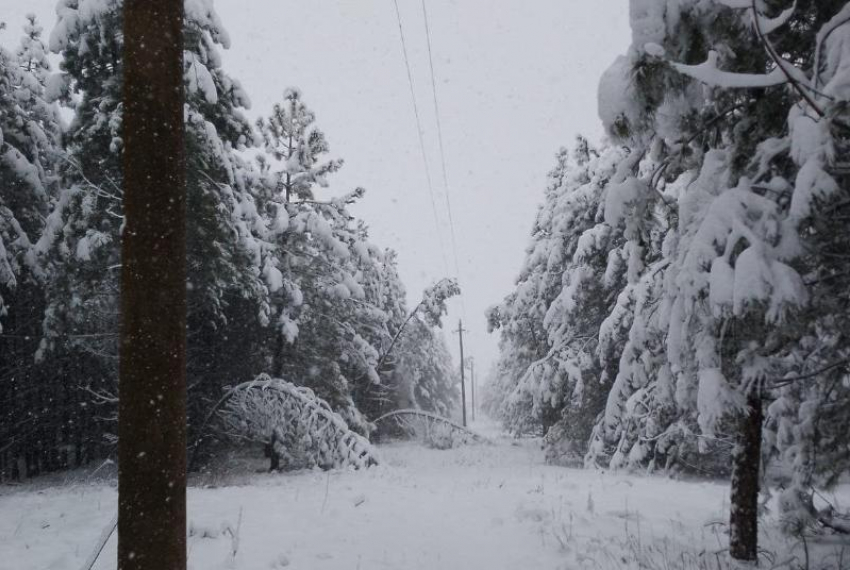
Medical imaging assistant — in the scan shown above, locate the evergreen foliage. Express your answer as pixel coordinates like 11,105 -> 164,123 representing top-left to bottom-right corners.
487,1 -> 850,551
0,1 -> 457,479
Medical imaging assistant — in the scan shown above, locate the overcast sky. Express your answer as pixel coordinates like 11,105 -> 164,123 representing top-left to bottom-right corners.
1,0 -> 630,380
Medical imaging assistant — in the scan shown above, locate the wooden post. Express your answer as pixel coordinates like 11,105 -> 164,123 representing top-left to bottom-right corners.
470,358 -> 475,422
119,1 -> 186,569
454,320 -> 467,427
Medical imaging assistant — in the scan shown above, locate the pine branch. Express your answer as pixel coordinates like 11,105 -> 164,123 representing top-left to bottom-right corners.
771,358 -> 850,387
751,0 -> 826,118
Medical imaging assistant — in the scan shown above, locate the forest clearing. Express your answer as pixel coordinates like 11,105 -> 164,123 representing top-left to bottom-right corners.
3,0 -> 850,568
3,422 -> 848,570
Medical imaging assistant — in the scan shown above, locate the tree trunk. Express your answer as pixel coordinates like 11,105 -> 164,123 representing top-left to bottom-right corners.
729,390 -> 763,563
265,432 -> 280,472
119,2 -> 186,569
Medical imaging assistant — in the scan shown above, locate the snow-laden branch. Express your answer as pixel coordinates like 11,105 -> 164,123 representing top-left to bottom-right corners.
218,374 -> 380,470
813,3 -> 850,88
362,277 -> 460,381
671,1 -> 829,119
754,1 -> 796,35
672,51 -> 789,89
748,0 -> 826,117
715,0 -> 753,8
718,0 -> 797,35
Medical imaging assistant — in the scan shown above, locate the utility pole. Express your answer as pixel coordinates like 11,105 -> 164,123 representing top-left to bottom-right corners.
470,357 -> 475,422
120,1 -> 186,569
453,319 -> 467,427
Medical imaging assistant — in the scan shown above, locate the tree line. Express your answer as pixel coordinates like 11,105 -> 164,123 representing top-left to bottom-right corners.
0,1 -> 458,481
485,0 -> 850,561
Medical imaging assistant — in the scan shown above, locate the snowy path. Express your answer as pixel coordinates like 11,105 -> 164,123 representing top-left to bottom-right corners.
1,424 -> 845,569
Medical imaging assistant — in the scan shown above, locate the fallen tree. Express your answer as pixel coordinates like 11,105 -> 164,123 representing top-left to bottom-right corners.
373,409 -> 490,448
216,374 -> 380,470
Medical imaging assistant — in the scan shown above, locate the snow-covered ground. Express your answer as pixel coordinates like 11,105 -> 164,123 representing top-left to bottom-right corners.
2,421 -> 848,570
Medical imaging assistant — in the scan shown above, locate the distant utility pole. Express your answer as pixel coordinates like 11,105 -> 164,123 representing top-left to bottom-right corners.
453,319 -> 467,427
470,358 -> 475,422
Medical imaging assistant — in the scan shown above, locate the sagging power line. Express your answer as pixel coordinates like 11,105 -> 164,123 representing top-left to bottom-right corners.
420,0 -> 464,293
390,0 -> 450,276
391,0 -> 470,360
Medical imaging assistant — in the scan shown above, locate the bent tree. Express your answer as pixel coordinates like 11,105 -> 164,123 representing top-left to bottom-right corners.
118,1 -> 186,570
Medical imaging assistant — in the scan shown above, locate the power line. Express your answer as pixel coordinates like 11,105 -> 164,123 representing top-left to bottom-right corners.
420,0 -> 467,319
390,0 -> 450,276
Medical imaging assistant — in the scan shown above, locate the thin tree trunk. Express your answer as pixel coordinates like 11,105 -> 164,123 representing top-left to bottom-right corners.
729,390 -> 763,563
119,1 -> 186,569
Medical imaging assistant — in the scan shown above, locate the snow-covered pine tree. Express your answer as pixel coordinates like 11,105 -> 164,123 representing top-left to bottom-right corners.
539,142 -> 633,466
0,16 -> 62,478
366,250 -> 408,351
657,0 -> 850,557
14,15 -> 60,149
380,276 -> 461,419
493,0 -> 850,561
253,88 -> 462,434
487,139 -> 630,457
254,89 -> 382,432
41,0 -> 277,457
351,246 -> 409,419
735,0 -> 850,539
486,148 -> 577,436
588,0 -> 729,476
592,1 -> 789,560
0,1 -> 461,478
0,14 -> 59,323
392,317 -> 458,417
38,0 -> 132,415
591,0 -> 850,559
256,87 -> 342,203
180,2 -> 275,435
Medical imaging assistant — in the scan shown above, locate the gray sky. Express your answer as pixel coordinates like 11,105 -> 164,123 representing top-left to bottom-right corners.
1,0 -> 630,375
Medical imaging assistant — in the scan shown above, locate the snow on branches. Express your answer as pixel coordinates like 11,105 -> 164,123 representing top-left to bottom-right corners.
494,7 -> 850,534
419,277 -> 461,327
218,375 -> 380,470
0,0 -> 458,480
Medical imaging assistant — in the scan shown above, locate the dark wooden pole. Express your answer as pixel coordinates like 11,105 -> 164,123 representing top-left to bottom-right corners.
455,320 -> 467,427
469,357 -> 475,422
119,1 -> 186,569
